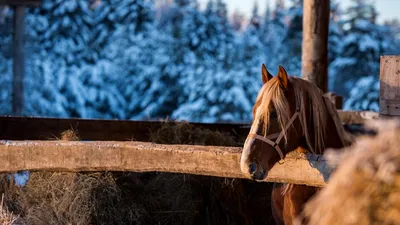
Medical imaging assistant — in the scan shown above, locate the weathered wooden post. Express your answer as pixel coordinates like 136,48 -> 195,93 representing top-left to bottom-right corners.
324,92 -> 343,109
301,0 -> 330,93
379,55 -> 400,118
0,0 -> 42,116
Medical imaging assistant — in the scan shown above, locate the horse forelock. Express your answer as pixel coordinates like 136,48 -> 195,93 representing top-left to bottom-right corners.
254,78 -> 291,145
255,76 -> 352,155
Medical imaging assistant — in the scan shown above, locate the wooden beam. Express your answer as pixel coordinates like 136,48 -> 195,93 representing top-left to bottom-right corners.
12,5 -> 24,116
301,0 -> 330,93
379,55 -> 400,117
324,92 -> 343,109
337,110 -> 379,124
0,141 -> 330,187
0,116 -> 250,142
0,0 -> 42,6
0,112 -> 376,141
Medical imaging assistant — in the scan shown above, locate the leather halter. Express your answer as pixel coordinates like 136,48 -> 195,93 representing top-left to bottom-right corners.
247,94 -> 301,164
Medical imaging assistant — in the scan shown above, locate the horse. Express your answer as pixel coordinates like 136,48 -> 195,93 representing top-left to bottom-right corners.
239,64 -> 354,225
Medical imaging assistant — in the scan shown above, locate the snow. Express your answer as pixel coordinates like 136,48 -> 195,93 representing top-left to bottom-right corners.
0,0 -> 398,123
360,35 -> 380,52
13,171 -> 30,187
344,76 -> 380,112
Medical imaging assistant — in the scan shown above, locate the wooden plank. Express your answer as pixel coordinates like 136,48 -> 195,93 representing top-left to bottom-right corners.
324,92 -> 343,109
0,140 -> 330,187
0,111 -> 377,141
0,116 -> 250,142
337,110 -> 379,124
379,55 -> 400,117
11,5 -> 24,116
301,0 -> 330,93
0,0 -> 41,6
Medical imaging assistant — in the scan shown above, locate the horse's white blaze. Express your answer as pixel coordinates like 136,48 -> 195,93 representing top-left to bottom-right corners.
240,107 -> 262,174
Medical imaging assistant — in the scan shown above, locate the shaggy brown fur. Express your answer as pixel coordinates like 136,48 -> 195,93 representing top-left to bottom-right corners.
300,119 -> 400,225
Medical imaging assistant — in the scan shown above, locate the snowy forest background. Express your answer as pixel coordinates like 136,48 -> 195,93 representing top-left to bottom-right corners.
0,0 -> 399,123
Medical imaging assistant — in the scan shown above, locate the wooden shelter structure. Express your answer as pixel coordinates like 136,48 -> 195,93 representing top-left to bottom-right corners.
0,0 -> 42,116
302,0 -> 330,93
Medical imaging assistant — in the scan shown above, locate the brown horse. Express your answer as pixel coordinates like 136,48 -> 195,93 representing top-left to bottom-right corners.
240,64 -> 354,225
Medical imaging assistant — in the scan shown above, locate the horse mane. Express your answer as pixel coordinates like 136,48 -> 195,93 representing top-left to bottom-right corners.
254,76 -> 353,155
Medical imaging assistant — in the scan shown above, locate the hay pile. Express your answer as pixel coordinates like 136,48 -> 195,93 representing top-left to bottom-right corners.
0,172 -> 144,225
149,120 -> 241,146
300,119 -> 400,225
0,121 -> 276,225
0,194 -> 19,225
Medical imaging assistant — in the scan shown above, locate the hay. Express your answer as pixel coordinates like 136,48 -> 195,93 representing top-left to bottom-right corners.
300,119 -> 400,225
149,120 -> 241,146
60,128 -> 79,141
0,194 -> 19,225
0,172 -> 145,225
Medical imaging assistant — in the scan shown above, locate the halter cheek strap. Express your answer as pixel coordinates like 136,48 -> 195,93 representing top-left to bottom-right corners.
247,96 -> 301,164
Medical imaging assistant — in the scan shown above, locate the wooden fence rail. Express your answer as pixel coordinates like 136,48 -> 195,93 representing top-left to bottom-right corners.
0,111 -> 378,141
0,140 -> 330,187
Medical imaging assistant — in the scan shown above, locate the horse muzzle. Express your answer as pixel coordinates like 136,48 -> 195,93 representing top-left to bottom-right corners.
249,162 -> 268,181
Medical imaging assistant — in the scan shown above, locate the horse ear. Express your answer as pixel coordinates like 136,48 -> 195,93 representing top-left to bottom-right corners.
277,65 -> 288,88
261,64 -> 273,84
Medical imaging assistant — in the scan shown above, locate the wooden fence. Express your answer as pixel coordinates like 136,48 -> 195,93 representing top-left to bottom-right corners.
0,109 -> 378,188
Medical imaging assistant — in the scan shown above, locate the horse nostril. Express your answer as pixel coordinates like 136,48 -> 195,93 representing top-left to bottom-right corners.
251,170 -> 265,181
249,162 -> 257,175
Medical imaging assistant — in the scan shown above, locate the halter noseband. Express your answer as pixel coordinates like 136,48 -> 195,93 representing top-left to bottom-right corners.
247,94 -> 301,164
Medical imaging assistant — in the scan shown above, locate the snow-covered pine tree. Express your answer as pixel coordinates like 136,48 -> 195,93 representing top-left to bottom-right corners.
233,1 -> 265,105
341,2 -> 400,111
28,0 -> 92,66
111,0 -> 201,120
280,0 -> 303,76
24,57 -> 69,117
0,52 -> 11,115
79,59 -> 127,119
197,0 -> 235,68
136,0 -> 203,119
95,0 -> 159,119
172,68 -> 256,123
172,0 -> 256,123
232,9 -> 245,31
24,0 -> 95,117
328,0 -> 343,65
343,75 -> 379,112
0,8 -> 12,115
261,0 -> 287,68
330,0 -> 387,100
240,1 -> 265,79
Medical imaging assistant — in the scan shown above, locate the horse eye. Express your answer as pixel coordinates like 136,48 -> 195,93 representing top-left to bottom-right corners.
270,111 -> 277,119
